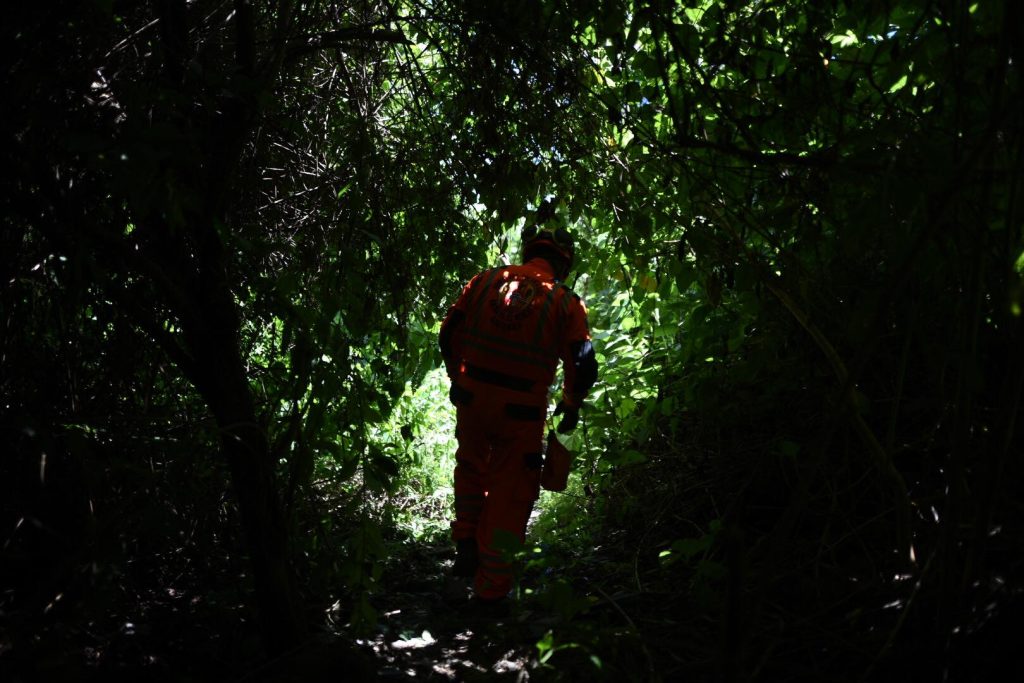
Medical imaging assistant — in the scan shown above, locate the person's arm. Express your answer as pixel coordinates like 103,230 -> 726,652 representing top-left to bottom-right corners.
563,338 -> 597,408
438,307 -> 466,379
439,272 -> 485,379
555,292 -> 598,432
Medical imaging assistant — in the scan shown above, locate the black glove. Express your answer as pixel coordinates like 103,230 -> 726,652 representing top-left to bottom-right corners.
552,401 -> 580,433
449,382 -> 473,406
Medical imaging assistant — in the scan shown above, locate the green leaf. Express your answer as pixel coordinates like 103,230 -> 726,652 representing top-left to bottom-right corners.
830,30 -> 859,48
888,74 -> 908,93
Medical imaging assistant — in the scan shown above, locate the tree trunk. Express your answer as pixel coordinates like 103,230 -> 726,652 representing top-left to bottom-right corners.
184,285 -> 306,652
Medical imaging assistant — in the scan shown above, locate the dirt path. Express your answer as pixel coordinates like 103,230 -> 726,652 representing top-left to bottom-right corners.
346,543 -> 546,681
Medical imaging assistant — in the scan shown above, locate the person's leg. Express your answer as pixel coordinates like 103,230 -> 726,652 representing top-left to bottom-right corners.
451,406 -> 488,576
473,418 -> 543,600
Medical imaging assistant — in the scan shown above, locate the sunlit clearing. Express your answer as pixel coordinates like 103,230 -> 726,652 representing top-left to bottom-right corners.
381,366 -> 457,540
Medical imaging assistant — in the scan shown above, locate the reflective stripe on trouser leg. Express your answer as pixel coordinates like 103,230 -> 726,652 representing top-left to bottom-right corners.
452,492 -> 485,540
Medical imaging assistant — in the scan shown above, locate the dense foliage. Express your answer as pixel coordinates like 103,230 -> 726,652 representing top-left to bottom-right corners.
2,1 -> 1021,680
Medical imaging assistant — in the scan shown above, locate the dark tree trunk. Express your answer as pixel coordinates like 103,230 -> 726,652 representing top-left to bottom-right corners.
183,280 -> 305,652
142,2 -> 305,648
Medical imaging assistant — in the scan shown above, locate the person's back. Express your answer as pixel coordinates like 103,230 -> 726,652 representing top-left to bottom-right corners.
444,256 -> 589,413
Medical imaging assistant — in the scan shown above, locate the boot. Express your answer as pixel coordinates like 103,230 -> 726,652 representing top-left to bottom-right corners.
451,538 -> 479,578
463,595 -> 511,619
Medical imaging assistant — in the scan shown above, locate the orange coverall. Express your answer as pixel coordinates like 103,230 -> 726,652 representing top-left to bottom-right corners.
439,256 -> 594,600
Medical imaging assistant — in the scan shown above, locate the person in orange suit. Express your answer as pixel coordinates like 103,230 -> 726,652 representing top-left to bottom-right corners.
438,202 -> 598,610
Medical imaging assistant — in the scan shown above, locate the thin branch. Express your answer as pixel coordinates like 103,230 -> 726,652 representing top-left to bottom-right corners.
287,26 -> 411,61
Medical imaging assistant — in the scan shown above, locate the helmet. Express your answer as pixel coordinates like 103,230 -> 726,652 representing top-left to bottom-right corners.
522,221 -> 575,273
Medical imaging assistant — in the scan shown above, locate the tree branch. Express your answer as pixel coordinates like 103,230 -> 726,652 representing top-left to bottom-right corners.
287,26 -> 411,60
